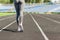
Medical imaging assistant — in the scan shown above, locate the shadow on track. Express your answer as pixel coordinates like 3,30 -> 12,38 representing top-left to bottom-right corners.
3,29 -> 17,32
3,29 -> 23,32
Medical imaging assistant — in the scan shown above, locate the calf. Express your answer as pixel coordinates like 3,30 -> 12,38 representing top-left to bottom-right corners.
13,0 -> 25,32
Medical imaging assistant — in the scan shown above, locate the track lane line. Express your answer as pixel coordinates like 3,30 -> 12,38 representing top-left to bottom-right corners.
40,15 -> 60,24
0,13 -> 27,32
0,15 -> 15,21
29,14 -> 49,40
0,20 -> 16,32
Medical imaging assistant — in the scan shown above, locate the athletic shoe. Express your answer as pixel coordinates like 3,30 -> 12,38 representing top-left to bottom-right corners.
17,24 -> 24,32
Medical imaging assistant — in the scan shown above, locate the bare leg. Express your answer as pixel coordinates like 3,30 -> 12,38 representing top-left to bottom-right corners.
20,10 -> 24,30
14,3 -> 22,32
17,10 -> 24,32
14,1 -> 24,32
17,4 -> 24,32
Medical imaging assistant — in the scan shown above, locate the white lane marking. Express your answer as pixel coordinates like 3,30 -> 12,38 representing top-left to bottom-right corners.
0,13 -> 27,32
0,16 -> 15,21
0,20 -> 16,32
30,14 -> 49,40
40,15 -> 60,24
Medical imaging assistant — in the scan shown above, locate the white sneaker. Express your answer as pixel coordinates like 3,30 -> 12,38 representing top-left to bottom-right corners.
17,25 -> 24,32
20,23 -> 24,30
17,26 -> 21,32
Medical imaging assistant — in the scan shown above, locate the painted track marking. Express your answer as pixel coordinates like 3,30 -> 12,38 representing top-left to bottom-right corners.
0,15 -> 15,21
0,20 -> 16,32
0,13 -> 27,32
40,15 -> 60,24
30,14 -> 49,40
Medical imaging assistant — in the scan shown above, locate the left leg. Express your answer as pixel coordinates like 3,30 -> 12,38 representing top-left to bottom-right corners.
18,10 -> 24,31
17,3 -> 24,32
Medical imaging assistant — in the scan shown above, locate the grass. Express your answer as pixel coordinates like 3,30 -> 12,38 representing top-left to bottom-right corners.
51,12 -> 60,14
1,12 -> 60,17
45,12 -> 60,14
0,12 -> 15,16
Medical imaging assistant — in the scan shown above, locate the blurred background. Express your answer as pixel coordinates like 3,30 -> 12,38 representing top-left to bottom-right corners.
0,0 -> 60,14
0,0 -> 60,4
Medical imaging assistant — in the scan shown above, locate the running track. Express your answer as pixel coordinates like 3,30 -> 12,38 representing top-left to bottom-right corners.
0,13 -> 60,40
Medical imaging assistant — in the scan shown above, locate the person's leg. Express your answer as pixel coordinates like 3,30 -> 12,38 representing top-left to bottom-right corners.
15,4 -> 20,25
19,10 -> 24,31
18,3 -> 24,32
14,3 -> 21,31
14,2 -> 24,32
